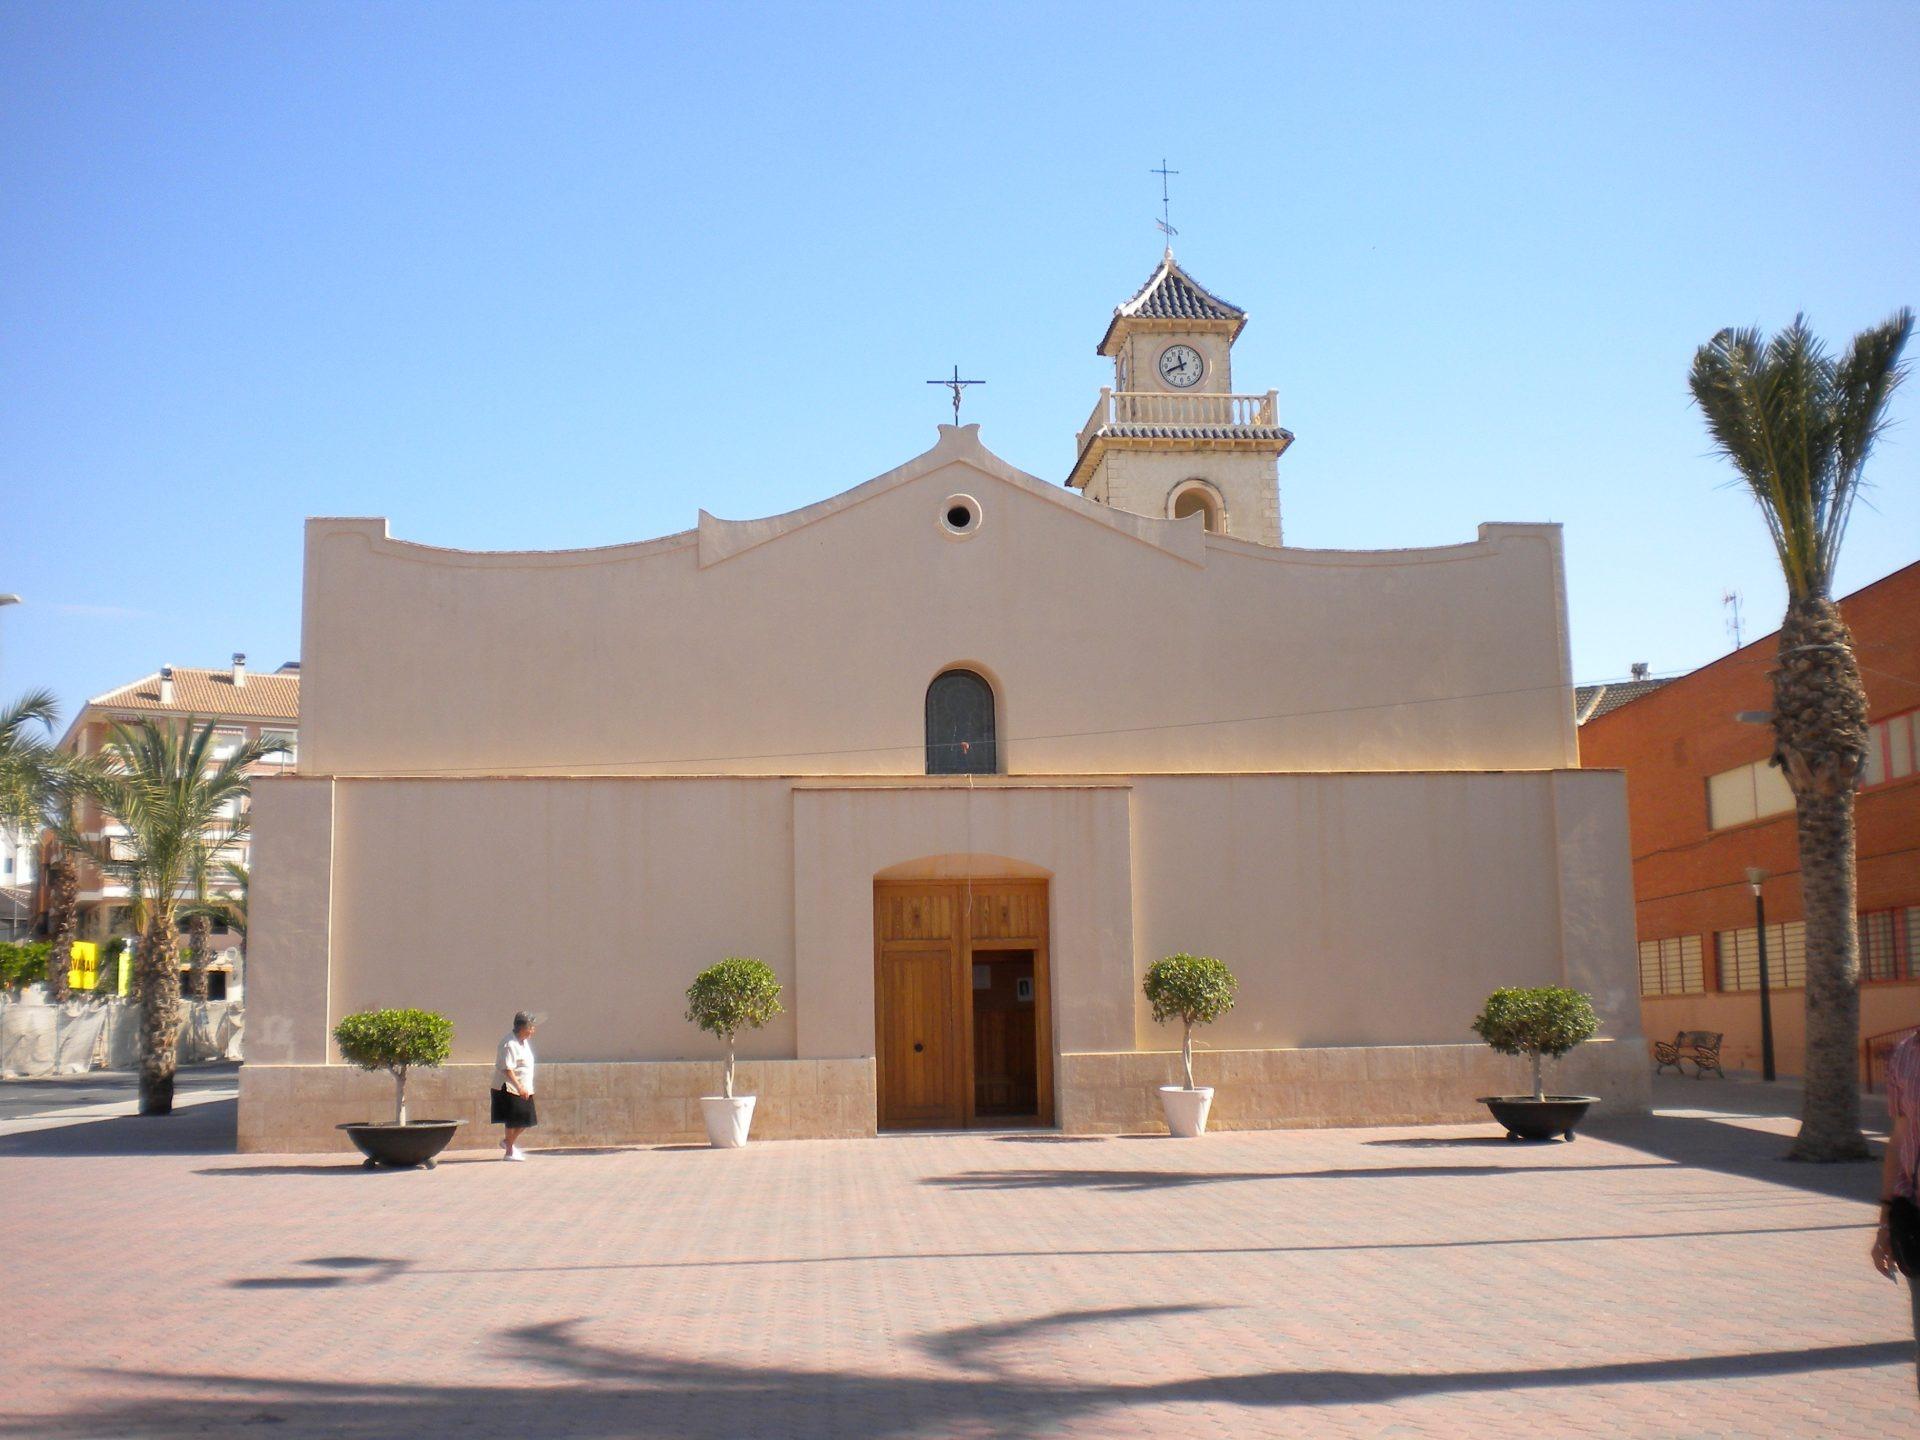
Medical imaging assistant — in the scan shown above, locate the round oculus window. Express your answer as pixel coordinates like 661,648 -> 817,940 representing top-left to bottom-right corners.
940,494 -> 981,538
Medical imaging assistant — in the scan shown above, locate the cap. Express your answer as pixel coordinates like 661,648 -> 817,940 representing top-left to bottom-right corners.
513,1011 -> 545,1029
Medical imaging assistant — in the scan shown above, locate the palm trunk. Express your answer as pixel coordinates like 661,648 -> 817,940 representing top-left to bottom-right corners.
45,860 -> 76,1005
186,912 -> 211,1001
1773,598 -> 1870,1162
137,916 -> 182,1116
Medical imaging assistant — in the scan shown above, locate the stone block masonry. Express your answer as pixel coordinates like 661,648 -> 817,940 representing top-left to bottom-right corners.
238,1058 -> 877,1153
240,1042 -> 1647,1151
1057,1039 -> 1647,1133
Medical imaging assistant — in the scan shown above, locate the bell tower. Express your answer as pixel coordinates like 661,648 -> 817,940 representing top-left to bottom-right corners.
1066,251 -> 1293,546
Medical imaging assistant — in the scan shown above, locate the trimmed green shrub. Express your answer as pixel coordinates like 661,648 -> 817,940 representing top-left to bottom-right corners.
1471,986 -> 1599,1100
0,940 -> 51,989
333,1008 -> 454,1124
1143,952 -> 1237,1090
686,957 -> 784,1098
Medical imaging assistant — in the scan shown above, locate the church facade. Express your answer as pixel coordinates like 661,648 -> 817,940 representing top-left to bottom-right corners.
240,253 -> 1647,1152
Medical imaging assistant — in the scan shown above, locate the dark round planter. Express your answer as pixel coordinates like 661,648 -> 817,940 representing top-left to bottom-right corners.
1478,1096 -> 1599,1142
338,1120 -> 466,1169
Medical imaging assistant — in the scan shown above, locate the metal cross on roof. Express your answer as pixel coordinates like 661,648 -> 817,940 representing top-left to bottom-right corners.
1152,158 -> 1179,242
927,364 -> 984,424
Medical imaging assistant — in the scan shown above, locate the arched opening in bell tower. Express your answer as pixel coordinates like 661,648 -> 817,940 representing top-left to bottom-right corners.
1169,480 -> 1226,534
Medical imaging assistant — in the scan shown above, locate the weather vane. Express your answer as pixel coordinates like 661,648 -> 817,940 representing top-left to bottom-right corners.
927,364 -> 984,424
1152,158 -> 1179,243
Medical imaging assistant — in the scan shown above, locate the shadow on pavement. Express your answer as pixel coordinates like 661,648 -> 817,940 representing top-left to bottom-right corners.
1586,1110 -> 1884,1204
925,1161 -> 1671,1192
16,1313 -> 1911,1439
1363,1136 -> 1525,1149
222,1218 -> 1871,1293
0,1098 -> 236,1158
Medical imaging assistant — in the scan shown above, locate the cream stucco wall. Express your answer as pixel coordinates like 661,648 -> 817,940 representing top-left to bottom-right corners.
248,769 -> 1639,1075
297,426 -> 1576,780
246,423 -> 1639,1147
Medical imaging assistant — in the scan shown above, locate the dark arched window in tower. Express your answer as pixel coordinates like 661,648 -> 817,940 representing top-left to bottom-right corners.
926,669 -> 998,775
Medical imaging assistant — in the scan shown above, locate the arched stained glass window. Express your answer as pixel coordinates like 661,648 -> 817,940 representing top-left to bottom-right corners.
926,669 -> 998,775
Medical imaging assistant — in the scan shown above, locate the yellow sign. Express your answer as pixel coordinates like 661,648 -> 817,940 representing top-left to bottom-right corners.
68,941 -> 100,992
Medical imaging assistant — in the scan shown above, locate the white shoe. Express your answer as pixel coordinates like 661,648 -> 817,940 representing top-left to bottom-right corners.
507,1146 -> 528,1161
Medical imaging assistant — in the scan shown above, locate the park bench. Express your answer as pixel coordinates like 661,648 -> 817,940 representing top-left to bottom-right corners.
1652,1030 -> 1725,1079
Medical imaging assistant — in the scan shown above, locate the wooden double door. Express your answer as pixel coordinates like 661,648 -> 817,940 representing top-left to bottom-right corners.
873,879 -> 1053,1129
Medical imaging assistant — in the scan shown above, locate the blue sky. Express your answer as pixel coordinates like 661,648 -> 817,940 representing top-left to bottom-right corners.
3,1 -> 1917,727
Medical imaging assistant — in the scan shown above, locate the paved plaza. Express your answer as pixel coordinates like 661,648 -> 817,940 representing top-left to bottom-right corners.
4,1072 -> 1915,1438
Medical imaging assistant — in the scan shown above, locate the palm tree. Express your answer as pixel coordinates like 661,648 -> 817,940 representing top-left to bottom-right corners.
0,691 -> 62,830
180,848 -> 251,998
1689,308 -> 1912,1162
43,846 -> 79,997
74,719 -> 285,1114
183,859 -> 250,940
182,841 -> 217,1001
1,690 -> 75,999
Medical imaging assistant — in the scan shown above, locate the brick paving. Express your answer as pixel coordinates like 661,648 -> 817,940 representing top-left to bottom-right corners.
4,1076 -> 1915,1437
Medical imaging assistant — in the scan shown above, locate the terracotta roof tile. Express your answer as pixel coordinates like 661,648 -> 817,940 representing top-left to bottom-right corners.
1102,424 -> 1294,443
1097,252 -> 1251,354
1574,676 -> 1671,724
90,667 -> 300,722
1116,251 -> 1246,324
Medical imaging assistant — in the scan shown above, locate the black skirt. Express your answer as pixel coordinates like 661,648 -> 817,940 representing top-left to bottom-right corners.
491,1087 -> 538,1128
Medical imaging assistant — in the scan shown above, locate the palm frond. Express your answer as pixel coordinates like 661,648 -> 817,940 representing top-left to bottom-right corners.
1691,309 -> 1913,598
0,689 -> 60,740
78,718 -> 280,926
0,689 -> 69,833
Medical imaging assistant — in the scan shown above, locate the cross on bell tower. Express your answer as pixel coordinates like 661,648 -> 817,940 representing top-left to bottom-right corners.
1151,159 -> 1179,243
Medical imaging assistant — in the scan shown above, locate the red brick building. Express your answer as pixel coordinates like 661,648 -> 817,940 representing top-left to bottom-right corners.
1579,560 -> 1920,1079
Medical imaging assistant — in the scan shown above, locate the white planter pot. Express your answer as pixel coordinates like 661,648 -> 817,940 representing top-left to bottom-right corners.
700,1094 -> 757,1148
1158,1085 -> 1214,1138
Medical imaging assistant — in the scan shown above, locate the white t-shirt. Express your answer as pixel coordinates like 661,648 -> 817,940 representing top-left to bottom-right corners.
495,1034 -> 536,1094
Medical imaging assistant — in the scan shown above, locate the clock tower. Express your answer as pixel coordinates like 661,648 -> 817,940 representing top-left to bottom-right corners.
1066,250 -> 1293,546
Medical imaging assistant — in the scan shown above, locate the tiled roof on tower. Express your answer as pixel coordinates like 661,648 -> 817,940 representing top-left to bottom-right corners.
1099,250 -> 1248,353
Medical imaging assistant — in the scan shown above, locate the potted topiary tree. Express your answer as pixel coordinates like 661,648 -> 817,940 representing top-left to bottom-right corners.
333,1007 -> 463,1168
1142,952 -> 1237,1137
685,957 -> 784,1148
1471,985 -> 1602,1141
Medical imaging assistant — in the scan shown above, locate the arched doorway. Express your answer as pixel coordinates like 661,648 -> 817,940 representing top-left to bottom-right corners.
873,874 -> 1052,1129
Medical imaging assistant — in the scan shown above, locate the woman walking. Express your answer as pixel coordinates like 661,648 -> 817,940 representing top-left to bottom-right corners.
1872,1028 -> 1919,1393
492,1011 -> 539,1161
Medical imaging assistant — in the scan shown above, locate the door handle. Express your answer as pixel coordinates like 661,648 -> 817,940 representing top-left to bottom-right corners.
913,1042 -> 924,1053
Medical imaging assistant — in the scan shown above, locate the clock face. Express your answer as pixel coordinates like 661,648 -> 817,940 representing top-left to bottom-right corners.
1158,344 -> 1204,388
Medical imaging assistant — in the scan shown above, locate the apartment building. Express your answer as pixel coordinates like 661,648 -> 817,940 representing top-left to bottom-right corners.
1579,561 -> 1920,1078
46,655 -> 299,979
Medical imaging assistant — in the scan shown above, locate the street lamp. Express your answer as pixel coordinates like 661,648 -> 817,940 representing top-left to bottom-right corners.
1745,866 -> 1776,1082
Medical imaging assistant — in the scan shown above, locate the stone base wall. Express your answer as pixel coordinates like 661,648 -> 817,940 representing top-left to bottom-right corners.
1057,1039 -> 1647,1133
238,1059 -> 877,1154
239,1043 -> 1648,1151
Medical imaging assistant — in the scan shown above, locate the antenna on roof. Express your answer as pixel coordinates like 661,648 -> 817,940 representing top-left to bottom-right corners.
1151,159 -> 1179,245
1723,589 -> 1744,650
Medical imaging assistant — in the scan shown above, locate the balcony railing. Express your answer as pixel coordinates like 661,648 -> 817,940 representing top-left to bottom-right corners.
1076,388 -> 1281,458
